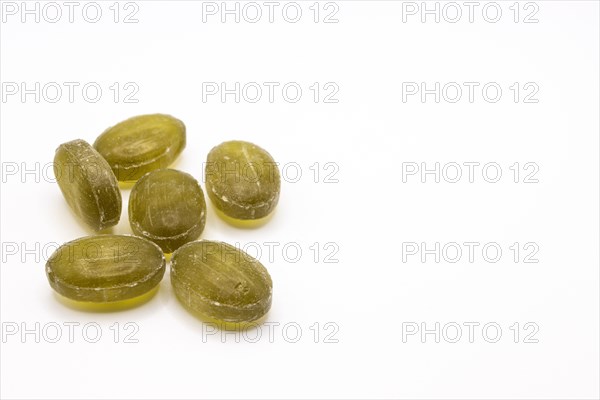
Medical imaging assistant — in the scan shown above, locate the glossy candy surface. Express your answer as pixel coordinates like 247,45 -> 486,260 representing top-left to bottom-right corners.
54,139 -> 122,231
205,141 -> 280,222
46,235 -> 166,303
171,240 -> 273,323
94,114 -> 186,181
129,169 -> 206,253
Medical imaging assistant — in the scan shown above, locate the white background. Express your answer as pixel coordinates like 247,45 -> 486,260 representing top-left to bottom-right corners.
1,1 -> 599,399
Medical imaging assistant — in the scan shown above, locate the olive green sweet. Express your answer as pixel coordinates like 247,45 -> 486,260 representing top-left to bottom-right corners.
171,240 -> 273,323
129,169 -> 206,253
46,235 -> 166,303
54,139 -> 122,231
93,114 -> 186,181
205,140 -> 280,221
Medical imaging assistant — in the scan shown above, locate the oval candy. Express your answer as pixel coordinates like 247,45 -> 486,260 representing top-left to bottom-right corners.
46,235 -> 166,303
129,169 -> 207,253
94,114 -> 186,181
54,139 -> 122,231
171,240 -> 273,323
205,140 -> 281,222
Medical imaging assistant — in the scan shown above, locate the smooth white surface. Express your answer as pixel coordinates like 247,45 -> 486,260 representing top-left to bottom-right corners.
1,1 -> 598,399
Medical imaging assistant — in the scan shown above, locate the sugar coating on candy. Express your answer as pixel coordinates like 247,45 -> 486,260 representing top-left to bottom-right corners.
46,235 -> 166,303
129,169 -> 206,253
54,139 -> 122,231
205,140 -> 280,221
94,114 -> 186,181
171,240 -> 273,323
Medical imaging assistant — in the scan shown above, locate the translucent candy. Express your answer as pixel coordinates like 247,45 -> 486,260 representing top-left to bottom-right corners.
46,235 -> 166,304
54,139 -> 122,231
205,140 -> 280,222
94,114 -> 186,181
171,240 -> 273,323
129,169 -> 206,253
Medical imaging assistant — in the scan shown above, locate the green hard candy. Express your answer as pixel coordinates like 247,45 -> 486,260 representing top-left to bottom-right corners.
46,235 -> 166,303
129,169 -> 206,253
171,240 -> 273,323
205,140 -> 281,221
54,139 -> 122,231
94,114 -> 186,181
